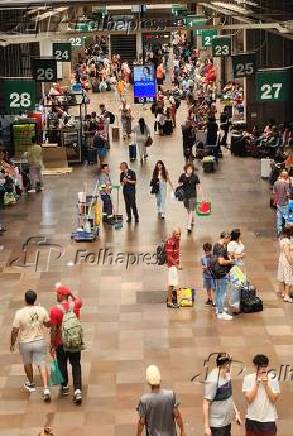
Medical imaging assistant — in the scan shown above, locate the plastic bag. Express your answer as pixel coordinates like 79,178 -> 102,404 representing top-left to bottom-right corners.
49,359 -> 64,386
195,200 -> 211,216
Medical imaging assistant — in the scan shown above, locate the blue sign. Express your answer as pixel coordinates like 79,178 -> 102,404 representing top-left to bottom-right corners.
288,200 -> 293,224
133,65 -> 156,104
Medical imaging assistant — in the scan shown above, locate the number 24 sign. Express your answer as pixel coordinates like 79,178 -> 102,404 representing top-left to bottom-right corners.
4,80 -> 36,113
256,69 -> 289,102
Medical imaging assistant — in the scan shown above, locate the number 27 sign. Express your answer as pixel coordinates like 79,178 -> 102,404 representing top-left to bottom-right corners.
256,69 -> 289,102
4,80 -> 36,113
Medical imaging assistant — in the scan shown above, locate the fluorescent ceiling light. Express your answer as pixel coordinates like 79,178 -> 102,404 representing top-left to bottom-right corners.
211,1 -> 253,15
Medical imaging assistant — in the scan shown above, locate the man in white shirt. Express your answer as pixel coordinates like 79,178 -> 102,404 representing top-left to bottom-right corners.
242,354 -> 280,436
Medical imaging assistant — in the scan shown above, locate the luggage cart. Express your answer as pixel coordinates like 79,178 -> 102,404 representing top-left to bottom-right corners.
71,182 -> 101,242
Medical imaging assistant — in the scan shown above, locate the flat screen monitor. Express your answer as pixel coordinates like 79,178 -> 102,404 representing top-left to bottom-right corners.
133,65 -> 156,104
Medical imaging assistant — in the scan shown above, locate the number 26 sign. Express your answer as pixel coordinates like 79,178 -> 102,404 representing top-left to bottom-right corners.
4,80 -> 35,113
256,69 -> 289,102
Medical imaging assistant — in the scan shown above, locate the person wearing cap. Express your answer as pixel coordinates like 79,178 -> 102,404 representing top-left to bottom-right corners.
50,283 -> 83,404
203,353 -> 241,436
136,365 -> 185,436
10,289 -> 51,401
212,232 -> 235,320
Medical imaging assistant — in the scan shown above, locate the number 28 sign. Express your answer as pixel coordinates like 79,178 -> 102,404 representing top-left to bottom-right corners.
4,80 -> 35,113
256,69 -> 289,102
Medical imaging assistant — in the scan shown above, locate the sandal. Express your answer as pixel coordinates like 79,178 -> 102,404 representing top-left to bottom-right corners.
283,296 -> 293,303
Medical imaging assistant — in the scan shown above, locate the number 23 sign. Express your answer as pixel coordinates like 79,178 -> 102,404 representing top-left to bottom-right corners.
4,80 -> 36,113
256,69 -> 289,102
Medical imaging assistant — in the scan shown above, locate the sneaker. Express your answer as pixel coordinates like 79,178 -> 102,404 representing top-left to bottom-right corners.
24,382 -> 36,392
212,302 -> 216,308
126,217 -> 131,223
187,229 -> 192,234
73,389 -> 82,405
161,214 -> 165,220
167,302 -> 179,309
43,388 -> 51,402
217,313 -> 224,319
28,189 -> 36,193
135,217 -> 139,224
61,385 -> 69,396
205,299 -> 213,306
221,313 -> 233,320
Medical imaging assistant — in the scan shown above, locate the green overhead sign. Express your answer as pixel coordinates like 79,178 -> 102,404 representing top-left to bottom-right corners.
4,80 -> 35,113
212,36 -> 231,57
53,43 -> 72,62
256,69 -> 289,102
201,29 -> 217,47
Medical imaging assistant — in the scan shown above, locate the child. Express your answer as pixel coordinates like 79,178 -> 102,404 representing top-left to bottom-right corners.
201,243 -> 215,306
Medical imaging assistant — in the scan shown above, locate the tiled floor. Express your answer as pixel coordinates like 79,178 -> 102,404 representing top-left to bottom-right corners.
0,91 -> 292,435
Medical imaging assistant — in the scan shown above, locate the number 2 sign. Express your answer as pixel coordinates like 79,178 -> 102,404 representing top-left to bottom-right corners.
4,80 -> 35,113
256,69 -> 289,102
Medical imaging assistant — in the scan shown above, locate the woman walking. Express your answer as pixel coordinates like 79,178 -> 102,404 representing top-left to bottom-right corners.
150,160 -> 173,219
178,163 -> 200,234
278,226 -> 293,303
120,99 -> 132,140
133,118 -> 150,164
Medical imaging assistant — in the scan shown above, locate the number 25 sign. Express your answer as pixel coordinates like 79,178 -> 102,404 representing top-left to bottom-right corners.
4,80 -> 35,113
256,69 -> 289,102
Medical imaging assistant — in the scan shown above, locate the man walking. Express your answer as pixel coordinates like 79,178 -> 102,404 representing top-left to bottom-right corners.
165,227 -> 181,308
203,353 -> 241,436
10,289 -> 51,401
242,354 -> 280,436
50,283 -> 83,405
120,162 -> 139,223
212,231 -> 235,320
273,170 -> 290,234
136,364 -> 185,436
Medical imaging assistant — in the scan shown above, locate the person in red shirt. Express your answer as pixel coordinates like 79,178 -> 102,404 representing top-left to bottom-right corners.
165,227 -> 181,308
50,283 -> 83,404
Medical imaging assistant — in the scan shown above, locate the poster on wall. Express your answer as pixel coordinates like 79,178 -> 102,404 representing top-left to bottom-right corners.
133,65 -> 156,104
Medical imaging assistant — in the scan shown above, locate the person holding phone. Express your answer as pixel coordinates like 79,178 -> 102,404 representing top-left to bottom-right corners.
203,353 -> 241,436
242,354 -> 280,436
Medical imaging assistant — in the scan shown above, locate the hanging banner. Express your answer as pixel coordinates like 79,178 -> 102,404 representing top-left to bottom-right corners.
256,69 -> 289,102
52,43 -> 72,62
201,29 -> 217,47
4,80 -> 36,113
232,52 -> 256,78
212,36 -> 231,57
32,58 -> 58,82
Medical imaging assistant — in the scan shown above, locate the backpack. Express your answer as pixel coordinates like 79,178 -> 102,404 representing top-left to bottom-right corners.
157,241 -> 167,265
109,113 -> 115,124
59,304 -> 83,352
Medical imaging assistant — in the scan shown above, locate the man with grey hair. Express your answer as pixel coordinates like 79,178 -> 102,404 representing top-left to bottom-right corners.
136,365 -> 185,436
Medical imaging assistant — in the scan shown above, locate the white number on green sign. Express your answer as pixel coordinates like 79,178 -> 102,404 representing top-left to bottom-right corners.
260,83 -> 283,100
69,37 -> 82,46
10,92 -> 31,108
236,62 -> 254,77
55,50 -> 69,60
204,36 -> 211,45
215,44 -> 229,56
36,67 -> 54,81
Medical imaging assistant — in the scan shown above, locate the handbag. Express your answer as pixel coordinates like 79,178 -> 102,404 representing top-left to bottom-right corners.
175,186 -> 184,202
145,136 -> 153,147
49,359 -> 64,386
150,179 -> 159,194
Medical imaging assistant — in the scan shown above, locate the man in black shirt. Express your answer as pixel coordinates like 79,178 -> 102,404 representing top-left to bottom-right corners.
120,162 -> 139,223
212,231 -> 234,321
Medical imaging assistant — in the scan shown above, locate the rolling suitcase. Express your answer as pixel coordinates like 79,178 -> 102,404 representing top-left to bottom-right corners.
129,144 -> 136,161
163,120 -> 173,135
230,133 -> 242,155
261,158 -> 271,178
112,126 -> 120,142
87,148 -> 97,165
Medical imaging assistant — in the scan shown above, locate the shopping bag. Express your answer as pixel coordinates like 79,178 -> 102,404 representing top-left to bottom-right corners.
49,359 -> 64,386
230,266 -> 246,288
195,200 -> 211,216
176,287 -> 195,307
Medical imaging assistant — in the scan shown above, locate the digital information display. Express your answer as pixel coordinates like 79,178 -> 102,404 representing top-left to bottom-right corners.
133,65 -> 156,104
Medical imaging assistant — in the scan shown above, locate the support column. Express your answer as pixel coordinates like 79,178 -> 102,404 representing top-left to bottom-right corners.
136,31 -> 142,62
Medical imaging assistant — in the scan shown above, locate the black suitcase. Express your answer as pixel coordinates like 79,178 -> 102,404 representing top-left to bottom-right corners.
163,120 -> 173,135
202,160 -> 216,173
87,148 -> 97,165
129,144 -> 136,161
241,296 -> 263,313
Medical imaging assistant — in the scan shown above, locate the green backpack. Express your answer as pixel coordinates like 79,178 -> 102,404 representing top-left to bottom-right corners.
59,305 -> 83,352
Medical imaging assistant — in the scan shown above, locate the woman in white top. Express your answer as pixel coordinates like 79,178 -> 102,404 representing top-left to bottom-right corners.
150,160 -> 173,219
133,118 -> 150,164
277,226 -> 293,302
227,229 -> 245,266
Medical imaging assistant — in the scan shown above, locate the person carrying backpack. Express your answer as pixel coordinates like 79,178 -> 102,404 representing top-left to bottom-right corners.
50,283 -> 83,405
